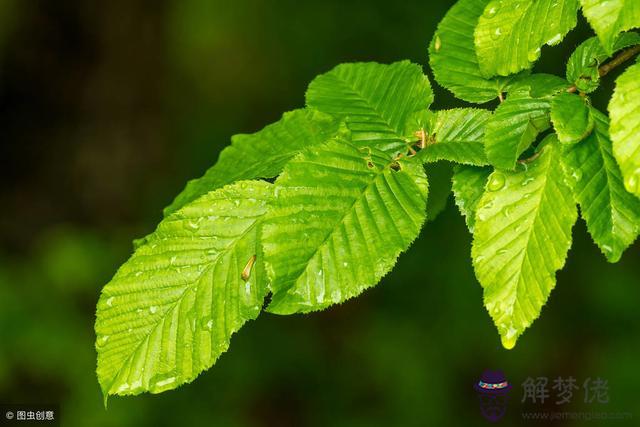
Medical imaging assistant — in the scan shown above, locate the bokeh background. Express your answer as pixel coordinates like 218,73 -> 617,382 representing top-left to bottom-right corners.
0,1 -> 639,426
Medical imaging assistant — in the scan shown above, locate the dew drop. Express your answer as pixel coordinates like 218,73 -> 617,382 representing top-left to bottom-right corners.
434,35 -> 442,52
501,327 -> 518,350
487,173 -> 506,191
571,169 -> 583,182
491,27 -> 503,41
149,306 -> 158,314
106,297 -> 114,307
484,3 -> 499,19
625,169 -> 640,194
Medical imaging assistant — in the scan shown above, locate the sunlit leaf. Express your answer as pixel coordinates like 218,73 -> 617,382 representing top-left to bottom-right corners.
262,138 -> 428,314
429,0 -> 516,103
580,0 -> 640,53
306,61 -> 433,155
475,0 -> 580,76
96,181 -> 272,399
472,137 -> 577,349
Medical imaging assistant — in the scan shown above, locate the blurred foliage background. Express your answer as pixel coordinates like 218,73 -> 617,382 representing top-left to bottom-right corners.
0,1 -> 638,426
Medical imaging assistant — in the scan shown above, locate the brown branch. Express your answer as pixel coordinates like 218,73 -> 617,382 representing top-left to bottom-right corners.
567,44 -> 640,93
599,44 -> 640,78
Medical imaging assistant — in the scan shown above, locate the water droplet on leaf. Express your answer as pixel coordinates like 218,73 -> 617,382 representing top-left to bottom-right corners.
488,173 -> 506,191
625,169 -> 640,194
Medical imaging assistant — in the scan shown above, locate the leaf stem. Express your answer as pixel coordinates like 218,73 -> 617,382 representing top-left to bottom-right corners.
567,44 -> 640,93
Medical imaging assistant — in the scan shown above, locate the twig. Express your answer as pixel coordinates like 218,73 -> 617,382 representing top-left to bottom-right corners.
567,44 -> 640,93
599,44 -> 640,78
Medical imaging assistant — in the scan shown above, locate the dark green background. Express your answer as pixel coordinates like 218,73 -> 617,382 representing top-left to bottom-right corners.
0,1 -> 638,426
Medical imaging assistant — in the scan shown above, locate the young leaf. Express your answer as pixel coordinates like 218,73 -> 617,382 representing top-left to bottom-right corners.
96,181 -> 273,399
429,0 -> 517,103
472,137 -> 577,349
408,108 -> 491,166
262,139 -> 428,314
580,0 -> 640,53
164,109 -> 340,216
562,109 -> 640,262
550,92 -> 594,144
475,0 -> 580,77
484,91 -> 552,170
452,165 -> 492,232
566,32 -> 640,93
306,61 -> 433,155
610,61 -> 640,197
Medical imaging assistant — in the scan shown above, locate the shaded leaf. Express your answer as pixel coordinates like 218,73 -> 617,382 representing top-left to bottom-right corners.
550,92 -> 594,144
425,162 -> 454,222
484,91 -> 552,170
452,165 -> 492,232
562,109 -> 640,262
164,109 -> 340,216
408,108 -> 491,166
507,73 -> 570,98
566,32 -> 640,93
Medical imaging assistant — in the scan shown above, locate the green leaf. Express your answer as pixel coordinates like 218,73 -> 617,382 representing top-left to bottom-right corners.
484,91 -> 552,170
262,138 -> 428,314
306,61 -> 433,155
429,0 -> 517,103
610,61 -> 640,197
452,165 -> 492,232
506,73 -> 571,98
472,137 -> 577,349
562,109 -> 640,262
550,92 -> 594,144
566,32 -> 640,93
580,0 -> 640,53
475,0 -> 580,77
408,109 -> 491,166
425,162 -> 454,222
164,108 -> 341,216
96,181 -> 273,399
